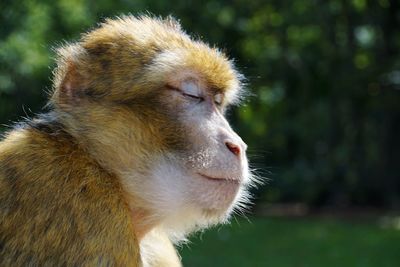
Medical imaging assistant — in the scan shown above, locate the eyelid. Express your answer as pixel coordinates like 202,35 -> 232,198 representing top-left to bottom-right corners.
182,81 -> 201,97
214,93 -> 223,105
165,83 -> 204,102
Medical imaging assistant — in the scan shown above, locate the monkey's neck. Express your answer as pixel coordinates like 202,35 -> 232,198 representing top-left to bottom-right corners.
130,207 -> 160,241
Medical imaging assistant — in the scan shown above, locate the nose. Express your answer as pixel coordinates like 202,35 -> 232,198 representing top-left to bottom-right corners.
225,141 -> 242,157
216,113 -> 247,157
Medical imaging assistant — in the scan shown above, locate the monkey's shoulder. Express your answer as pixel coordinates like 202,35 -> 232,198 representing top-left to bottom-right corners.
0,115 -> 140,266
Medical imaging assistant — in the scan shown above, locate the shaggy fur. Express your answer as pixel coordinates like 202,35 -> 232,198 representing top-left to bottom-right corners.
0,16 -> 253,266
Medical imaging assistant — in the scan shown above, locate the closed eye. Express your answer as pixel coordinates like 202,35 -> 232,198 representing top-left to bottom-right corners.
180,80 -> 204,103
165,84 -> 204,103
214,93 -> 223,106
182,92 -> 204,102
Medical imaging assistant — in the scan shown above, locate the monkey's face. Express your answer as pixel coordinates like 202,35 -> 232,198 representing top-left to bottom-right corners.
132,70 -> 251,234
53,17 -> 253,237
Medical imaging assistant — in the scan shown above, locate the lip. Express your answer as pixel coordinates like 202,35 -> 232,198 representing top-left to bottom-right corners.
198,173 -> 241,185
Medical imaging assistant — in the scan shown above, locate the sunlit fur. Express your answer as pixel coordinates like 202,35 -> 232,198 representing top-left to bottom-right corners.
0,16 -> 257,266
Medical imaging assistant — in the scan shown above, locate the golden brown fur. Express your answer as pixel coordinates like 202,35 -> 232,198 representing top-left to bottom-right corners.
0,117 -> 140,265
0,15 -> 249,266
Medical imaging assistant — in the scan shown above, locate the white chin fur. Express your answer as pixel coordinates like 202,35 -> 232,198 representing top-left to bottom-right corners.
122,154 -> 250,243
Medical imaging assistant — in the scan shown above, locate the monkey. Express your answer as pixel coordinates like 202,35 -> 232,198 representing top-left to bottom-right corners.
0,15 -> 254,266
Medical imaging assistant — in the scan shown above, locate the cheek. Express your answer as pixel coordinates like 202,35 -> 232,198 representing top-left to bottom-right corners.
180,125 -> 220,173
129,155 -> 190,213
182,112 -> 217,146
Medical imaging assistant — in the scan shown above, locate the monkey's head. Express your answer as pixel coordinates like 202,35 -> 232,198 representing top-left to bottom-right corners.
52,16 -> 254,239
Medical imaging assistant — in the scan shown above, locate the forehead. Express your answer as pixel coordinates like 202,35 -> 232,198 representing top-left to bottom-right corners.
145,46 -> 242,103
84,16 -> 243,103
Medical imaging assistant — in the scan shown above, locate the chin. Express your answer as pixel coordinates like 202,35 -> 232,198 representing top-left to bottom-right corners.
127,154 -> 250,242
189,173 -> 242,212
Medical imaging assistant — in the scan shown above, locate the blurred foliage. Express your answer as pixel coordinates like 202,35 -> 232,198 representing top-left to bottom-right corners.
1,0 -> 399,208
180,217 -> 400,267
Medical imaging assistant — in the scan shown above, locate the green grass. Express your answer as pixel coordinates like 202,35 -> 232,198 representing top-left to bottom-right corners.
179,217 -> 400,267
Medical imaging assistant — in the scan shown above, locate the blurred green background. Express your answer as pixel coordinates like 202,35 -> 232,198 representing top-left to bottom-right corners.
1,0 -> 399,266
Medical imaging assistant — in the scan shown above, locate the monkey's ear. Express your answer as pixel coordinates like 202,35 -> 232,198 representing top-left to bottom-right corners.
52,45 -> 91,105
59,62 -> 85,101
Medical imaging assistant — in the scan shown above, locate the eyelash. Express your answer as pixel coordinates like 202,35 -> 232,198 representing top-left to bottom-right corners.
182,92 -> 204,102
166,84 -> 222,105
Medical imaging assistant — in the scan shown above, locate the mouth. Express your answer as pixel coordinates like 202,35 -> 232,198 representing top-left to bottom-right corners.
198,173 -> 241,185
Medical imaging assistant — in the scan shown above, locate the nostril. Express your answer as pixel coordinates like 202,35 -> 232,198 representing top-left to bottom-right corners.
225,141 -> 241,156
